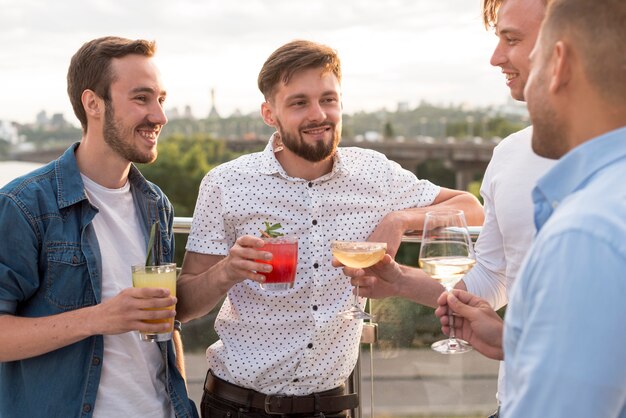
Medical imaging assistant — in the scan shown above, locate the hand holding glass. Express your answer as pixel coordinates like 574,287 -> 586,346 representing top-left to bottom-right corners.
332,241 -> 387,320
131,263 -> 177,342
419,210 -> 475,354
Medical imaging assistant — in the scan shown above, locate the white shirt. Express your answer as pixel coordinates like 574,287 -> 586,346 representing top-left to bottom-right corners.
187,135 -> 440,395
82,175 -> 174,418
462,126 -> 555,404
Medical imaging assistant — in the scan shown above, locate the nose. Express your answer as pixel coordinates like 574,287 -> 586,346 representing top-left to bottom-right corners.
490,40 -> 507,68
307,102 -> 326,123
149,101 -> 168,126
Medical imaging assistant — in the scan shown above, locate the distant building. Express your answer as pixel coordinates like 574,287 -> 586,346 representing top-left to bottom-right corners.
397,101 -> 410,112
208,88 -> 220,119
167,107 -> 181,120
498,96 -> 529,118
36,110 -> 49,126
0,120 -> 20,144
183,105 -> 194,120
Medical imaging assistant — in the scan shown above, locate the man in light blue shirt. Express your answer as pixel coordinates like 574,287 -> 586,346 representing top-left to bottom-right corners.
436,0 -> 626,416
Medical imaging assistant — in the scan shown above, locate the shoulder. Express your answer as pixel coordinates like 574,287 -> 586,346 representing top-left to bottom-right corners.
208,152 -> 264,176
338,146 -> 400,172
491,126 -> 533,158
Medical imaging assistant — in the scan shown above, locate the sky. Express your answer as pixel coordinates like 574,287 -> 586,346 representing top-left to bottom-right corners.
0,0 -> 511,125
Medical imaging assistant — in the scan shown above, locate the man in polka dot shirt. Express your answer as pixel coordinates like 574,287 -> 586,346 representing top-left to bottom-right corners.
177,40 -> 483,417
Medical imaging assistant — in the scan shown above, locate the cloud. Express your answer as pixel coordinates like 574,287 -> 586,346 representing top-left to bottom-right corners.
0,0 -> 507,123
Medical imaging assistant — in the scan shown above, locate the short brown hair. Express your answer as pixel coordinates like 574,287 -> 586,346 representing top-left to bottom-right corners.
67,36 -> 156,132
257,40 -> 341,101
541,0 -> 625,105
482,0 -> 548,29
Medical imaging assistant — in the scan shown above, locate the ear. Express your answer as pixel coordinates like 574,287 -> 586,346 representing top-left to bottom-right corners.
549,41 -> 571,94
261,101 -> 276,127
82,89 -> 103,120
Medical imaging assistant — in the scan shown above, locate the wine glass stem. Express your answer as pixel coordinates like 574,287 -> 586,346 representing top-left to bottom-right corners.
353,284 -> 361,307
446,288 -> 456,339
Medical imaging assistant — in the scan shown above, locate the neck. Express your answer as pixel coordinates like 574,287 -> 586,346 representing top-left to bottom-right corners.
274,147 -> 334,180
567,95 -> 626,151
76,134 -> 132,189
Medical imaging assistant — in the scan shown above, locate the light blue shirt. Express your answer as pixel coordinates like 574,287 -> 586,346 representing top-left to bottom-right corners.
502,126 -> 626,418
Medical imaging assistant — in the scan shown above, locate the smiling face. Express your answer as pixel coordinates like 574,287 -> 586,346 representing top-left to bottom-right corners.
102,54 -> 167,164
490,0 -> 545,101
262,67 -> 342,163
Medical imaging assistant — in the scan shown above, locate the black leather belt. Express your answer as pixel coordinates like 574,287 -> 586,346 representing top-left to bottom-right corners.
204,371 -> 359,415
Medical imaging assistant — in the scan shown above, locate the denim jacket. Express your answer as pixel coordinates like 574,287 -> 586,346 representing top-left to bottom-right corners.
0,143 -> 197,418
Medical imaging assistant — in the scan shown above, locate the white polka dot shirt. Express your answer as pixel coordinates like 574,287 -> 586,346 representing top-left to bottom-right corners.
186,135 -> 440,395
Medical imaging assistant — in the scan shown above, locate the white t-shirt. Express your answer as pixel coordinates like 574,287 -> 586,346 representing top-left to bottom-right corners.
462,126 -> 556,404
82,175 -> 174,418
187,135 -> 441,395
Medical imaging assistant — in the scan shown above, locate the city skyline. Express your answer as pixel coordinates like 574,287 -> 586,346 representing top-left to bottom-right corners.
1,0 -> 512,125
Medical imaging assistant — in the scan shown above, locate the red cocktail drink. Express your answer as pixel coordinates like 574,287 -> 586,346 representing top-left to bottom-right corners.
257,237 -> 298,290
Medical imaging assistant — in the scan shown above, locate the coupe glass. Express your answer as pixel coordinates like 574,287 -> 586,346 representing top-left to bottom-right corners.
419,210 -> 475,354
331,241 -> 387,320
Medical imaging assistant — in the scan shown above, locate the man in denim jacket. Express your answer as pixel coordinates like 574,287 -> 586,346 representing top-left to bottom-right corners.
0,37 -> 196,418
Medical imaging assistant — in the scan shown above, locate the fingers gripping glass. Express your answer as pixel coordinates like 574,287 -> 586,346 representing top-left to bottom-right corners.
419,210 -> 475,354
332,241 -> 387,320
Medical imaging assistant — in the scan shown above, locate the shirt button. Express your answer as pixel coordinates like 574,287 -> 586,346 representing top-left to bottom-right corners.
312,220 -> 318,226
72,255 -> 79,264
307,343 -> 313,349
312,305 -> 318,311
82,404 -> 92,413
293,378 -> 300,382
308,182 -> 313,188
92,356 -> 101,366
313,263 -> 319,269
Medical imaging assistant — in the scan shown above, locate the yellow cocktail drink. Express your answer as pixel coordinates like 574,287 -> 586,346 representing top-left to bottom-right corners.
131,263 -> 177,342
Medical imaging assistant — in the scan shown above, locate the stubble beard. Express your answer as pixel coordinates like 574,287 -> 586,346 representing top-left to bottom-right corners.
276,119 -> 341,163
103,102 -> 158,164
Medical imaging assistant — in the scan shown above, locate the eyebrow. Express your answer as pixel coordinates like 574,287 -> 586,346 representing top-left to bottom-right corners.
285,90 -> 339,101
130,86 -> 167,97
496,27 -> 524,37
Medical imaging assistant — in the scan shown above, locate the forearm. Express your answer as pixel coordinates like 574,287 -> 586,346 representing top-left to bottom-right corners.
383,193 -> 484,234
0,308 -> 98,362
395,265 -> 447,308
176,261 -> 229,323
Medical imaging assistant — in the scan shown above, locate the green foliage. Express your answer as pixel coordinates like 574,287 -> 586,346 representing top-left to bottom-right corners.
138,133 -> 240,217
416,159 -> 456,189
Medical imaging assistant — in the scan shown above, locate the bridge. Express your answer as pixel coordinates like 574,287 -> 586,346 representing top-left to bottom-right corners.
11,138 -> 496,190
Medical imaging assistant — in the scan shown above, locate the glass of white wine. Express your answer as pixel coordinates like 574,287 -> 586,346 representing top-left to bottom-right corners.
419,210 -> 475,354
331,241 -> 387,320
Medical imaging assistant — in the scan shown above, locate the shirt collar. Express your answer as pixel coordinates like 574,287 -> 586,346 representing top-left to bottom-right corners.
257,132 -> 351,180
55,142 -> 158,209
533,126 -> 626,229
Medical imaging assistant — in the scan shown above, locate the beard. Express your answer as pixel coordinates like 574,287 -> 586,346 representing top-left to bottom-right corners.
103,102 -> 158,164
528,75 -> 567,159
276,119 -> 341,163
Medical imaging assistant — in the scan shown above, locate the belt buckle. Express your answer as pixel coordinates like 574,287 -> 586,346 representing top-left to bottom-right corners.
264,395 -> 288,415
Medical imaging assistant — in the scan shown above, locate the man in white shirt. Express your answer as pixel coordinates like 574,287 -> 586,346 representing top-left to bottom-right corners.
177,40 -> 483,417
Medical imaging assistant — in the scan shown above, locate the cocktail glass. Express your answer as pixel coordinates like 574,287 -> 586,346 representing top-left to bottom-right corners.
332,241 -> 387,320
131,263 -> 177,342
256,236 -> 298,291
